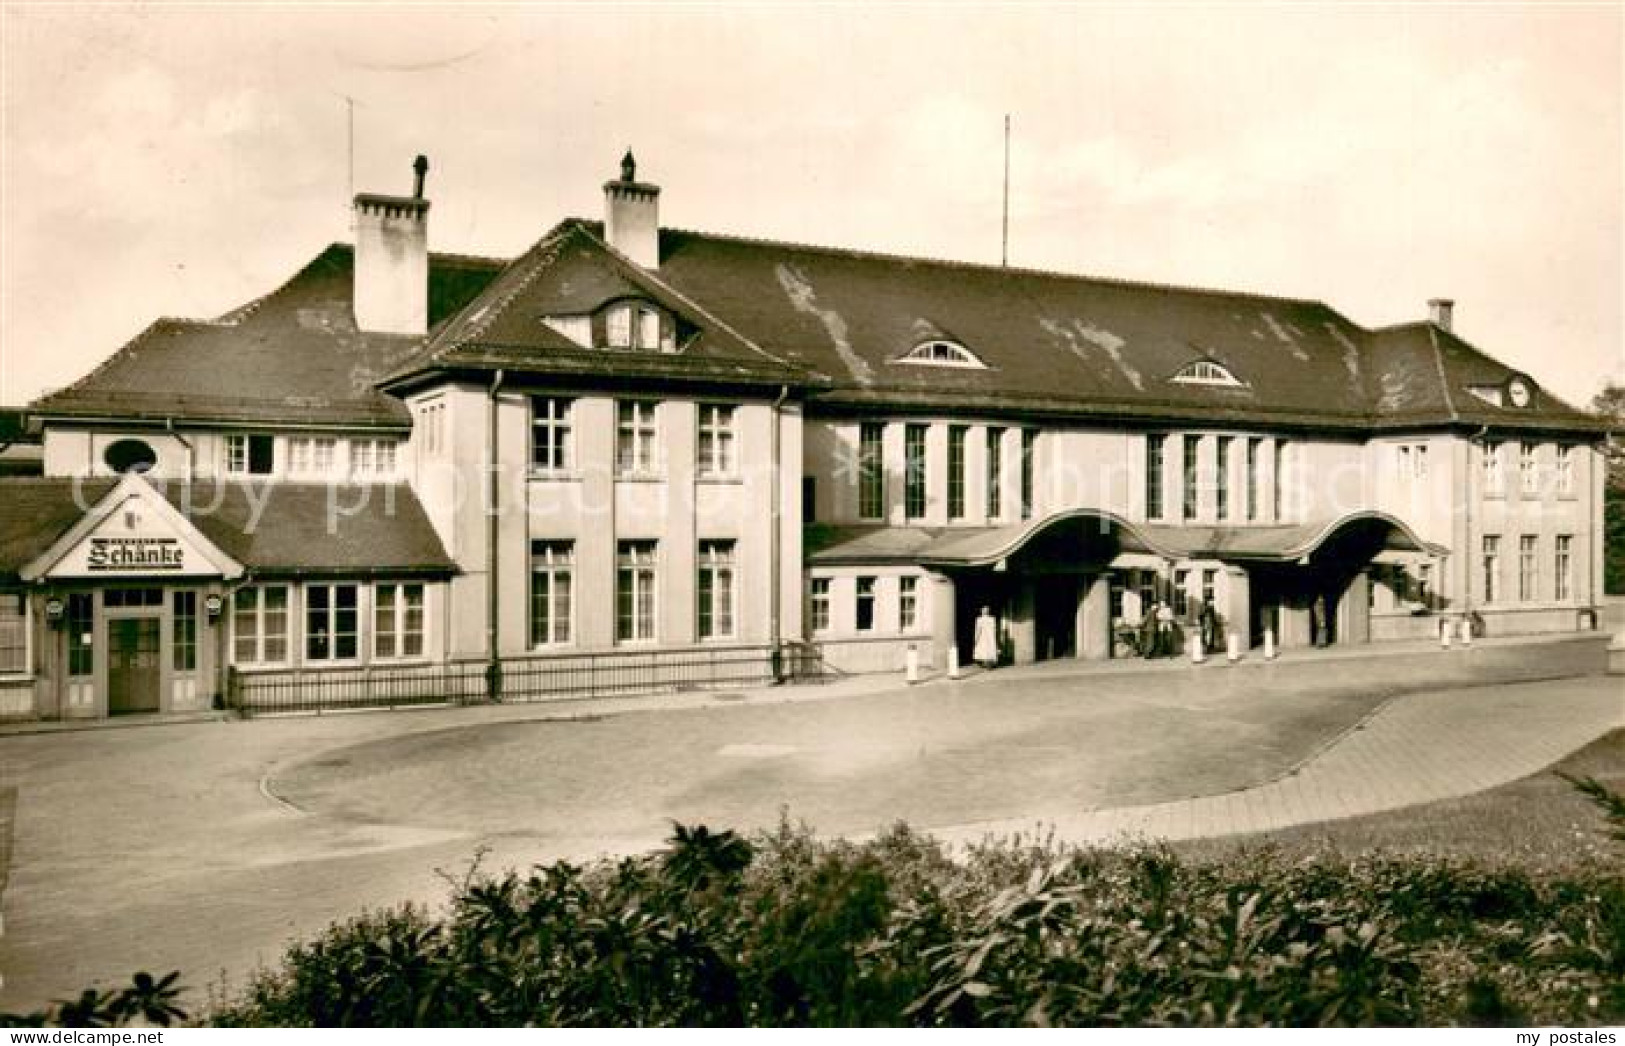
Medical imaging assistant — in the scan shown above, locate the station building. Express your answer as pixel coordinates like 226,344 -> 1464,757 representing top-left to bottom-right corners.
0,154 -> 1608,718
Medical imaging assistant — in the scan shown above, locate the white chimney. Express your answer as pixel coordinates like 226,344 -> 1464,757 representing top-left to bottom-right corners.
353,155 -> 430,336
1428,297 -> 1455,333
603,150 -> 660,269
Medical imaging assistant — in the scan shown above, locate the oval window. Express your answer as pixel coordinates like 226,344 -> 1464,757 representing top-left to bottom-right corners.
103,438 -> 158,474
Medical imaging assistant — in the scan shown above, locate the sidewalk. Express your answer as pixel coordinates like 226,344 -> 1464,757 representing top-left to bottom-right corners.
930,672 -> 1625,849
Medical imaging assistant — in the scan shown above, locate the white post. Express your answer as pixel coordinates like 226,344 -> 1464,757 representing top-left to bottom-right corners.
906,644 -> 921,684
1264,628 -> 1277,661
1439,617 -> 1452,649
1190,633 -> 1206,664
947,644 -> 961,680
1459,616 -> 1473,647
1226,632 -> 1241,663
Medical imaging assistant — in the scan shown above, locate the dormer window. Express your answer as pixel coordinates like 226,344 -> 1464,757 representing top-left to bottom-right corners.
600,299 -> 676,353
1170,360 -> 1244,388
897,340 -> 985,369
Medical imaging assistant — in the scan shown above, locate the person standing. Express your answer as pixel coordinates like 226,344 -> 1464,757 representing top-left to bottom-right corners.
973,606 -> 999,669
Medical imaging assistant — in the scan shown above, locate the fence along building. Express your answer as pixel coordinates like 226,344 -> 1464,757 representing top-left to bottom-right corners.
0,153 -> 1609,718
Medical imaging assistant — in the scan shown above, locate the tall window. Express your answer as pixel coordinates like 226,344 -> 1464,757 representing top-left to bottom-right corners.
226,433 -> 275,476
1215,437 -> 1232,520
1183,435 -> 1200,521
1482,535 -> 1501,604
859,422 -> 885,520
531,397 -> 574,471
1172,569 -> 1190,617
697,405 -> 737,477
898,575 -> 919,630
1201,569 -> 1217,611
1020,430 -> 1036,519
351,439 -> 399,479
232,584 -> 289,665
172,591 -> 197,672
374,582 -> 425,659
1246,438 -> 1261,521
617,541 -> 658,642
1518,535 -> 1538,602
809,578 -> 831,633
530,541 -> 574,646
697,541 -> 736,640
986,427 -> 1005,519
1482,441 -> 1505,496
1145,434 -> 1166,520
904,424 -> 927,520
1555,445 -> 1575,496
947,425 -> 967,520
1555,535 -> 1573,602
855,576 -> 877,632
67,593 -> 93,677
0,591 -> 25,674
305,584 -> 359,662
1520,441 -> 1539,496
617,400 -> 659,474
1274,440 -> 1289,520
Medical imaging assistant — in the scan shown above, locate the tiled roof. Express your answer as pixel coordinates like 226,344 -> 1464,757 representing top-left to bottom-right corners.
0,478 -> 454,580
383,222 -> 816,393
30,247 -> 503,429
648,225 -> 1601,433
807,511 -> 1443,566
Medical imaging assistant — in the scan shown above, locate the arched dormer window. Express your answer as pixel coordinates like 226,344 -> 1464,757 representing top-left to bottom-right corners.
896,340 -> 986,369
1170,359 -> 1244,388
598,299 -> 677,353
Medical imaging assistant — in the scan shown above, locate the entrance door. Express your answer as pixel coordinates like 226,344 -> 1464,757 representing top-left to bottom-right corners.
1034,577 -> 1080,661
108,618 -> 161,714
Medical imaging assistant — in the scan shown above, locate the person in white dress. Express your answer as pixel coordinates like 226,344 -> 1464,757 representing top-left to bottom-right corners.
973,606 -> 999,668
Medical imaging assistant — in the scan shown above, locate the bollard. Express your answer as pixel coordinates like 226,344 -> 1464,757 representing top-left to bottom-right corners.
1459,616 -> 1473,648
1263,628 -> 1277,660
1190,633 -> 1206,664
1226,632 -> 1241,663
1439,618 -> 1452,649
947,644 -> 961,680
906,643 -> 920,684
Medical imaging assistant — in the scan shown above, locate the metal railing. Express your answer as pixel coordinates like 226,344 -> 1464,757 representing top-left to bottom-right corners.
227,641 -> 830,716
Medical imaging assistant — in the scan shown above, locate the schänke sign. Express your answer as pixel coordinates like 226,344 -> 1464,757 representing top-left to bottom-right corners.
85,536 -> 186,571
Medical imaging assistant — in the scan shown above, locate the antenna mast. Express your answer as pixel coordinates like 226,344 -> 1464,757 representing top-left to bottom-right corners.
1001,114 -> 1011,267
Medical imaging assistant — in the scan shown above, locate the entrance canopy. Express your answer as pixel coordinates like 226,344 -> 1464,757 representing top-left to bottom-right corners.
805,508 -> 1446,569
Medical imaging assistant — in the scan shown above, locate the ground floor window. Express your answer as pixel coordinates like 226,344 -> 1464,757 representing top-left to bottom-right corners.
898,575 -> 919,631
617,541 -> 658,642
697,540 -> 736,640
172,591 -> 197,672
809,578 -> 831,633
1172,568 -> 1190,617
531,541 -> 574,647
1518,535 -> 1538,602
0,590 -> 26,674
305,583 -> 359,662
67,592 -> 93,677
1481,535 -> 1500,604
374,583 -> 425,659
855,576 -> 877,631
233,584 -> 290,665
1555,535 -> 1573,602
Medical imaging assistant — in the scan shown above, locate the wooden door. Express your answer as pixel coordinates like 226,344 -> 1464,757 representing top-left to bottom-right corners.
108,618 -> 161,714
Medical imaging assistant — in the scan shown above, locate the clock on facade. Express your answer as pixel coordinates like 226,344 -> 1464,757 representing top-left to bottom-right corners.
1506,377 -> 1532,408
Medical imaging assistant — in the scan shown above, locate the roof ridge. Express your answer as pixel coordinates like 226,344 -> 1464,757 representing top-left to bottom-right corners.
568,220 -> 802,372
654,221 -> 1341,311
426,221 -> 581,362
1426,323 -> 1460,422
30,318 -> 192,407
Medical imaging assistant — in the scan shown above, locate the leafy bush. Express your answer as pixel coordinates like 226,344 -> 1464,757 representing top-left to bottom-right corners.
201,816 -> 1624,1028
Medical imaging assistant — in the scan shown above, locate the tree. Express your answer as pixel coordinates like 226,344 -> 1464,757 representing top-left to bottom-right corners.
1590,384 -> 1625,593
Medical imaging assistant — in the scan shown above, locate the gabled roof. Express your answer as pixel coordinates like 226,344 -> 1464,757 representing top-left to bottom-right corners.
382,221 -> 817,393
30,246 -> 503,429
0,478 -> 455,581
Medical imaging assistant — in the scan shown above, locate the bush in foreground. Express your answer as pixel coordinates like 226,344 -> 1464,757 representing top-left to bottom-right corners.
203,817 -> 1624,1028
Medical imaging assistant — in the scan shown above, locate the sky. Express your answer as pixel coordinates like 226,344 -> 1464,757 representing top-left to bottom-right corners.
1,3 -> 1621,408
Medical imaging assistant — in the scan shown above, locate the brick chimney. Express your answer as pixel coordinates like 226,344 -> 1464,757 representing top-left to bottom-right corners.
353,155 -> 430,335
1428,298 -> 1455,333
603,150 -> 660,268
